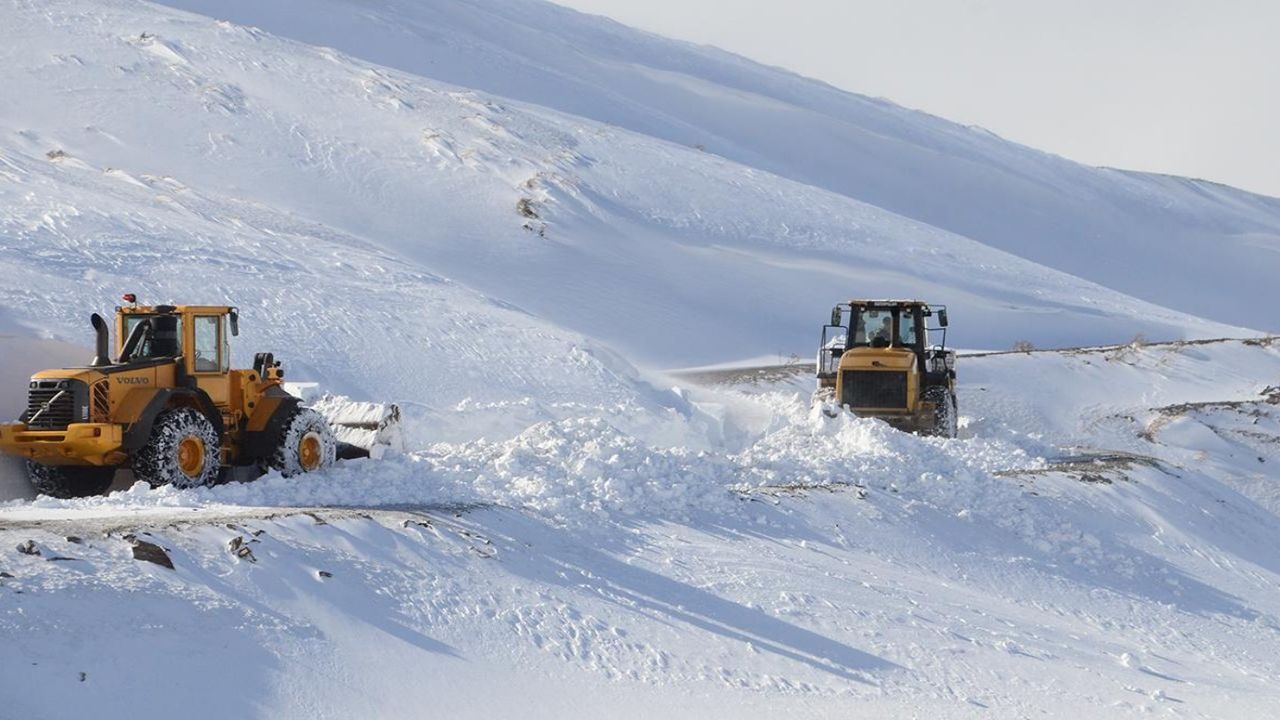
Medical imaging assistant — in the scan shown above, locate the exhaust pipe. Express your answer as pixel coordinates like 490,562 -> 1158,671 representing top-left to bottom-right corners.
90,313 -> 111,367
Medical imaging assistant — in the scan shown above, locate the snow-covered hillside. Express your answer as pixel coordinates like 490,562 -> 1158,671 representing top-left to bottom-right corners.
4,339 -> 1280,718
0,0 -> 1260,379
3,0 -> 1280,718
153,0 -> 1280,331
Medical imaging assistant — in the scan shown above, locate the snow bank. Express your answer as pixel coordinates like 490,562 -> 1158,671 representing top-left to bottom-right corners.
6,335 -> 1276,550
960,338 -> 1280,447
11,388 -> 1048,533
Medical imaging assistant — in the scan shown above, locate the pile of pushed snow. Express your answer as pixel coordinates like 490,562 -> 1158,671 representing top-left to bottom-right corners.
15,416 -> 739,524
14,393 -> 1050,530
732,394 -> 1049,489
9,338 -> 1278,537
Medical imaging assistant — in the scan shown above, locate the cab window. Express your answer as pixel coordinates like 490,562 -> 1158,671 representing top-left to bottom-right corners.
852,307 -> 895,348
123,315 -> 182,359
221,319 -> 230,371
898,312 -> 918,346
194,316 -> 221,372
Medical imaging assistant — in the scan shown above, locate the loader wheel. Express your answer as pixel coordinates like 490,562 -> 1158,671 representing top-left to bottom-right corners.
133,407 -> 221,489
923,387 -> 958,439
26,462 -> 115,498
269,408 -> 337,477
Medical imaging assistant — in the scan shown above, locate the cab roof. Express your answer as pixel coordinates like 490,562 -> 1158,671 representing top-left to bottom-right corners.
118,305 -> 234,314
844,299 -> 931,306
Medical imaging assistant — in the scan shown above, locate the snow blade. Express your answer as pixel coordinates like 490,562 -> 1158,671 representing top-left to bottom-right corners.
315,398 -> 403,460
284,384 -> 403,460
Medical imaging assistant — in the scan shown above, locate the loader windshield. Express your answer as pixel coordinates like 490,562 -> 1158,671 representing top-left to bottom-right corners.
122,314 -> 182,359
851,307 -> 896,348
847,305 -> 923,349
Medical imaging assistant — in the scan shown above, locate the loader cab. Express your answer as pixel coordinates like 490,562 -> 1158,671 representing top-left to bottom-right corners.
819,301 -> 940,380
116,303 -> 240,404
117,305 -> 238,367
846,303 -> 924,354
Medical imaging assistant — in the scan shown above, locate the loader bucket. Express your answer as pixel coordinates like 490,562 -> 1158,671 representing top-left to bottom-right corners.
308,396 -> 403,460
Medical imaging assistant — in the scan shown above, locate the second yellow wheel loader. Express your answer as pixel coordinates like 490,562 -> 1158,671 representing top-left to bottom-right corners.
816,299 -> 958,437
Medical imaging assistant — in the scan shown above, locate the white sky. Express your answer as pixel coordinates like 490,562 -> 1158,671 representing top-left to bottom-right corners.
556,0 -> 1279,197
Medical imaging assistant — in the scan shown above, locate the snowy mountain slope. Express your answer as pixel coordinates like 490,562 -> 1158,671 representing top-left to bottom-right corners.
4,339 -> 1279,719
0,0 -> 1253,376
151,0 -> 1280,331
3,1 -> 1280,717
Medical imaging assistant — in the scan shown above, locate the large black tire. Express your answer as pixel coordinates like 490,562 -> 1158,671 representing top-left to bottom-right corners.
133,407 -> 221,489
27,462 -> 115,498
269,408 -> 337,477
923,387 -> 958,439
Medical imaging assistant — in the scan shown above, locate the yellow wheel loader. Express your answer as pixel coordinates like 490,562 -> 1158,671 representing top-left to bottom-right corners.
815,300 -> 957,437
0,295 -> 342,497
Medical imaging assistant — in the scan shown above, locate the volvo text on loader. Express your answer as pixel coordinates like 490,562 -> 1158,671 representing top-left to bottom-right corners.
815,299 -> 957,437
0,296 -> 339,497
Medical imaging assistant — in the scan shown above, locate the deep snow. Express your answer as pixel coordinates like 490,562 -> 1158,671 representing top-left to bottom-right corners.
4,339 -> 1280,718
2,0 -> 1280,718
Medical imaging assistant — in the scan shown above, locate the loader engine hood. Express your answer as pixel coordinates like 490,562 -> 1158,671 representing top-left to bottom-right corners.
836,348 -> 917,412
837,347 -> 916,371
